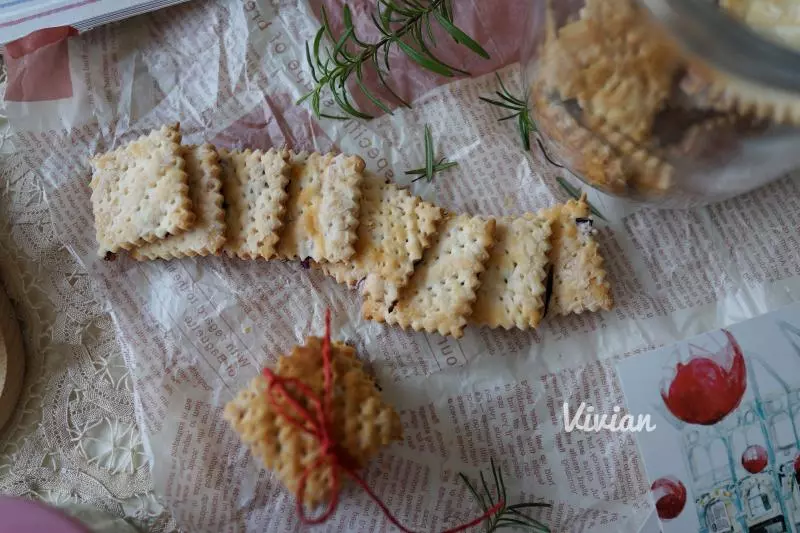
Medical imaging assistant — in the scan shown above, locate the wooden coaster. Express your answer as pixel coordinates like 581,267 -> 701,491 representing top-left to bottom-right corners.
0,285 -> 24,432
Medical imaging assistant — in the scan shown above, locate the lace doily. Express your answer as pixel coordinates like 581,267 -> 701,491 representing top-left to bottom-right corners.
0,61 -> 176,531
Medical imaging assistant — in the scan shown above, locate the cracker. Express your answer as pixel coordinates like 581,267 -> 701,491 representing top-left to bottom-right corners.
541,0 -> 681,143
682,63 -> 800,124
89,124 -> 194,257
588,118 -> 674,193
277,152 -> 365,263
132,144 -> 226,260
224,337 -> 402,507
363,214 -> 496,338
533,87 -> 629,192
470,215 -> 552,330
541,196 -> 613,315
219,148 -> 290,260
532,85 -> 673,194
720,0 -> 800,50
320,176 -> 443,307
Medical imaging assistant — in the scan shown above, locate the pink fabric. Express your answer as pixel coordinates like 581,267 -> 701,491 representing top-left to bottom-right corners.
0,497 -> 91,533
4,27 -> 76,102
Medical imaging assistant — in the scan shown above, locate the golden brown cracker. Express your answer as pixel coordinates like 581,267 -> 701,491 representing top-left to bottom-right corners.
224,337 -> 402,507
220,148 -> 290,260
541,0 -> 681,142
541,197 -> 613,315
364,214 -> 496,338
682,63 -> 800,124
278,152 -> 365,263
470,215 -> 552,329
132,144 -> 226,260
89,124 -> 193,257
320,176 -> 443,307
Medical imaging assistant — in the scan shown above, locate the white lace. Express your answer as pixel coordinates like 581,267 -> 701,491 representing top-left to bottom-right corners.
0,60 -> 176,531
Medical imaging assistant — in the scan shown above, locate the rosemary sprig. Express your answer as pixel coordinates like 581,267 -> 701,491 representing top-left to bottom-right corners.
298,1 -> 489,119
406,125 -> 457,183
458,459 -> 551,532
555,177 -> 607,221
480,74 -> 537,151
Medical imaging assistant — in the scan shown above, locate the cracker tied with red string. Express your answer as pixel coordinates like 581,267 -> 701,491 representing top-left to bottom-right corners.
224,317 -> 402,509
224,312 -> 503,531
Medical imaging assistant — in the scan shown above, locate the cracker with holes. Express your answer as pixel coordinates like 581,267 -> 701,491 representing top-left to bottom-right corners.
224,335 -> 402,507
541,196 -> 613,315
132,144 -> 226,260
320,177 -> 443,307
470,215 -> 552,329
89,124 -> 194,257
363,214 -> 496,338
277,152 -> 365,263
220,148 -> 291,260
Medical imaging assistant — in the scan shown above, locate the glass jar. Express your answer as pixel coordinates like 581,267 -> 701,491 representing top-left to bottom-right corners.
522,0 -> 800,206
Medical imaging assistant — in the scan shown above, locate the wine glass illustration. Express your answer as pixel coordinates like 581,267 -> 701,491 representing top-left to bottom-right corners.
651,476 -> 687,520
661,330 -> 747,425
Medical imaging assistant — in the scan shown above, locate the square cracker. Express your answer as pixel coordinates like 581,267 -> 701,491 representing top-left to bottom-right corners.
132,144 -> 226,260
224,336 -> 402,507
219,148 -> 290,260
277,152 -> 365,263
363,213 -> 496,338
470,214 -> 552,329
541,195 -> 613,315
89,124 -> 194,257
320,176 -> 443,307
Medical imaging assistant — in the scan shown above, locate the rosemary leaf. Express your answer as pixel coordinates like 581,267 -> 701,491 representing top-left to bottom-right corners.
507,503 -> 551,511
406,125 -> 457,183
459,473 -> 488,512
478,96 -> 520,111
480,73 -> 537,152
457,459 -> 552,533
433,11 -> 490,58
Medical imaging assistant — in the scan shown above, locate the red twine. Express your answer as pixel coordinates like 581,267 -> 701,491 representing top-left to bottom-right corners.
262,309 -> 503,532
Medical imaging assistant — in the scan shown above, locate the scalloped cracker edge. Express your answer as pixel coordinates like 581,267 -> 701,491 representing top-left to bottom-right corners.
220,148 -> 290,260
89,124 -> 194,257
470,214 -> 552,329
132,144 -> 226,260
682,63 -> 800,124
364,213 -> 496,338
541,196 -> 613,315
320,176 -> 443,307
224,336 -> 402,507
278,152 -> 365,263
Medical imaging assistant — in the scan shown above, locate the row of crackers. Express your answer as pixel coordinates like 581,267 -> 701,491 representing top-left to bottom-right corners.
90,124 -> 613,338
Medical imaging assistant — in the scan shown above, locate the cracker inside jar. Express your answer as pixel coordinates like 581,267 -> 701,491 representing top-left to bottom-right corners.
530,0 -> 786,202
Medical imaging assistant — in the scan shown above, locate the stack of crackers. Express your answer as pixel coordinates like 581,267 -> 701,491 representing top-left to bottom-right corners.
89,124 -> 613,339
534,0 -> 795,199
225,335 -> 404,507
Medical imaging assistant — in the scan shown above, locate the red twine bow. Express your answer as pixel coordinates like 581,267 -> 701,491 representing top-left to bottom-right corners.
262,309 -> 503,532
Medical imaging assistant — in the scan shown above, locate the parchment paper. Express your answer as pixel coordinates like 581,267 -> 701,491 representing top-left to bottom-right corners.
4,0 -> 800,531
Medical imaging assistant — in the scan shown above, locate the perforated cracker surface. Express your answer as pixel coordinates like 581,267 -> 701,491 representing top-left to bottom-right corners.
470,214 -> 552,329
132,144 -> 226,260
89,124 -> 193,257
364,214 -> 496,338
224,338 -> 402,507
320,177 -> 443,307
220,148 -> 290,260
541,198 -> 613,315
278,153 -> 365,263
